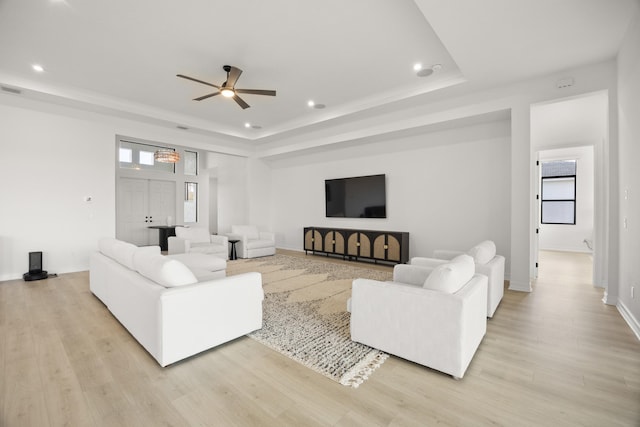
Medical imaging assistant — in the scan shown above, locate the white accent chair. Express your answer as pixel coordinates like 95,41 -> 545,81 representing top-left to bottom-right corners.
168,227 -> 229,260
411,240 -> 505,318
226,225 -> 276,259
348,254 -> 488,379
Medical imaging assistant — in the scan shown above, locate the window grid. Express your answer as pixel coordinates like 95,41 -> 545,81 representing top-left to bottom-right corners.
541,160 -> 577,225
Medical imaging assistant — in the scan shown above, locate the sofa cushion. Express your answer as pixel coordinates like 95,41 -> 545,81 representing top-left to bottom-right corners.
167,253 -> 227,272
133,251 -> 198,288
246,239 -> 274,250
232,225 -> 260,240
175,227 -> 210,244
423,254 -> 475,293
468,240 -> 496,265
112,240 -> 138,270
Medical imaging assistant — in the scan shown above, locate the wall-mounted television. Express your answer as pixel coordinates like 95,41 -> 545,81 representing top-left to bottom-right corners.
325,174 -> 386,218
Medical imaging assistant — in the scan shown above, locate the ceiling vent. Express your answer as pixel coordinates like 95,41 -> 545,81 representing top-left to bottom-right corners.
1,86 -> 22,95
556,77 -> 574,89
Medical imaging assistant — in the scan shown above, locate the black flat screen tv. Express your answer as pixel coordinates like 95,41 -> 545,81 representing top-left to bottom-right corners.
325,174 -> 386,218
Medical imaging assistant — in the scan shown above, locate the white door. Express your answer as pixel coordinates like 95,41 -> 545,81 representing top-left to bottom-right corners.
149,180 -> 176,227
533,156 -> 541,279
117,178 -> 176,246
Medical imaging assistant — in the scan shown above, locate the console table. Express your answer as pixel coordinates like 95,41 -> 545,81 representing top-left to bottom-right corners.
303,227 -> 409,264
148,225 -> 181,252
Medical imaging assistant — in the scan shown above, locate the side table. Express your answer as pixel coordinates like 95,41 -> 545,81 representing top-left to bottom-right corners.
228,239 -> 240,260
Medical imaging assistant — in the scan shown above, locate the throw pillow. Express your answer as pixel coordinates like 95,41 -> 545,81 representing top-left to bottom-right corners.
133,251 -> 198,288
468,240 -> 496,265
423,254 -> 475,293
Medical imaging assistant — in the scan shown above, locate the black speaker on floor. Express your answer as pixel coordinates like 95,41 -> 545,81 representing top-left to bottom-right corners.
23,251 -> 48,281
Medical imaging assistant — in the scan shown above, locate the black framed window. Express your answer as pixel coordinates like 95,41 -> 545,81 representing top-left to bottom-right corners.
541,160 -> 576,225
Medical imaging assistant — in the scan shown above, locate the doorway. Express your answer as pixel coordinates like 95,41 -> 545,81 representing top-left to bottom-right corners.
117,177 -> 176,246
530,91 -> 607,288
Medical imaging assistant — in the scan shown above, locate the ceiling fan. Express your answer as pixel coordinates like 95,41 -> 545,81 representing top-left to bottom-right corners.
176,65 -> 276,109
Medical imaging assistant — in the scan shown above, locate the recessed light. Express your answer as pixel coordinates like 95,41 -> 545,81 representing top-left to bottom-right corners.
251,125 -> 262,130
307,100 -> 315,107
416,68 -> 433,77
313,103 -> 326,109
32,64 -> 45,72
244,122 -> 251,128
413,63 -> 423,72
176,125 -> 189,130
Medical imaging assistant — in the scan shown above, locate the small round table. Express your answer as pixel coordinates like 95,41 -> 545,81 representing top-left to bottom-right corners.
228,239 -> 240,260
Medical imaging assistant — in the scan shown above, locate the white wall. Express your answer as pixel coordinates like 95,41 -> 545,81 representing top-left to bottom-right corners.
617,9 -> 640,336
205,152 -> 249,234
0,95 -> 243,280
538,146 -> 594,253
268,120 -> 512,273
0,102 -> 114,280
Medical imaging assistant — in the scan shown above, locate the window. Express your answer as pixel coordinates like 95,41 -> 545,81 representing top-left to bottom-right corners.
184,150 -> 198,176
119,148 -> 132,163
541,160 -> 576,225
139,150 -> 155,166
184,182 -> 197,223
118,140 -> 175,173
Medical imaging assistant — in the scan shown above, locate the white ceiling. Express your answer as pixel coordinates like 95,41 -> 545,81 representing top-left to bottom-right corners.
0,0 -> 637,151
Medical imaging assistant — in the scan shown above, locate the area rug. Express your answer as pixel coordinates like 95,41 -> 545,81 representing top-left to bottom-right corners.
226,254 -> 393,388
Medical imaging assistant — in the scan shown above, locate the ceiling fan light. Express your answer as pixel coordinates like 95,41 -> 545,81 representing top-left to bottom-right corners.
221,88 -> 235,98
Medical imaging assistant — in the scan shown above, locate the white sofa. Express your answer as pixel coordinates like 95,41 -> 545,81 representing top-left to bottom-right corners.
348,255 -> 487,379
226,225 -> 276,259
90,237 -> 263,367
168,227 -> 229,260
411,240 -> 505,318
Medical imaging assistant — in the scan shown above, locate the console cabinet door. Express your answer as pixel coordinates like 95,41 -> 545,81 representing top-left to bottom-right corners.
304,228 -> 323,251
324,230 -> 345,255
373,234 -> 401,261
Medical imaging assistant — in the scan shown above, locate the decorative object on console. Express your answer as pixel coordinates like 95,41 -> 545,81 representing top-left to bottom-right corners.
304,227 -> 409,264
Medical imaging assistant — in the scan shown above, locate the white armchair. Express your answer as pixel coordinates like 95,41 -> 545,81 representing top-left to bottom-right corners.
168,227 -> 228,260
226,225 -> 275,259
348,254 -> 488,379
411,240 -> 505,318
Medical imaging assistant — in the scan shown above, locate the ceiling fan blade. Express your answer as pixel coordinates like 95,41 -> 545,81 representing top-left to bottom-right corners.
176,74 -> 220,89
235,89 -> 276,96
226,66 -> 243,87
193,92 -> 220,101
233,94 -> 250,109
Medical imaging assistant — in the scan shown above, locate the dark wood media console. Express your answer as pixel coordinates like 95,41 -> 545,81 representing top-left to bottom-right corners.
303,227 -> 409,264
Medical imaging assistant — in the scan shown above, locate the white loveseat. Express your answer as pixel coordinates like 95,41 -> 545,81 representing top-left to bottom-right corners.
349,255 -> 487,379
90,238 -> 263,367
411,240 -> 505,318
168,227 -> 229,260
226,225 -> 276,259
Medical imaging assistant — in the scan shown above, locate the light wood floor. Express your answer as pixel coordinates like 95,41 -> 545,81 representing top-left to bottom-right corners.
1,250 -> 639,426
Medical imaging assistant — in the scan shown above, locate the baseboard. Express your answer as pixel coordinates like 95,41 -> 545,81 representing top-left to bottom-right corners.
508,280 -> 532,292
617,300 -> 640,341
